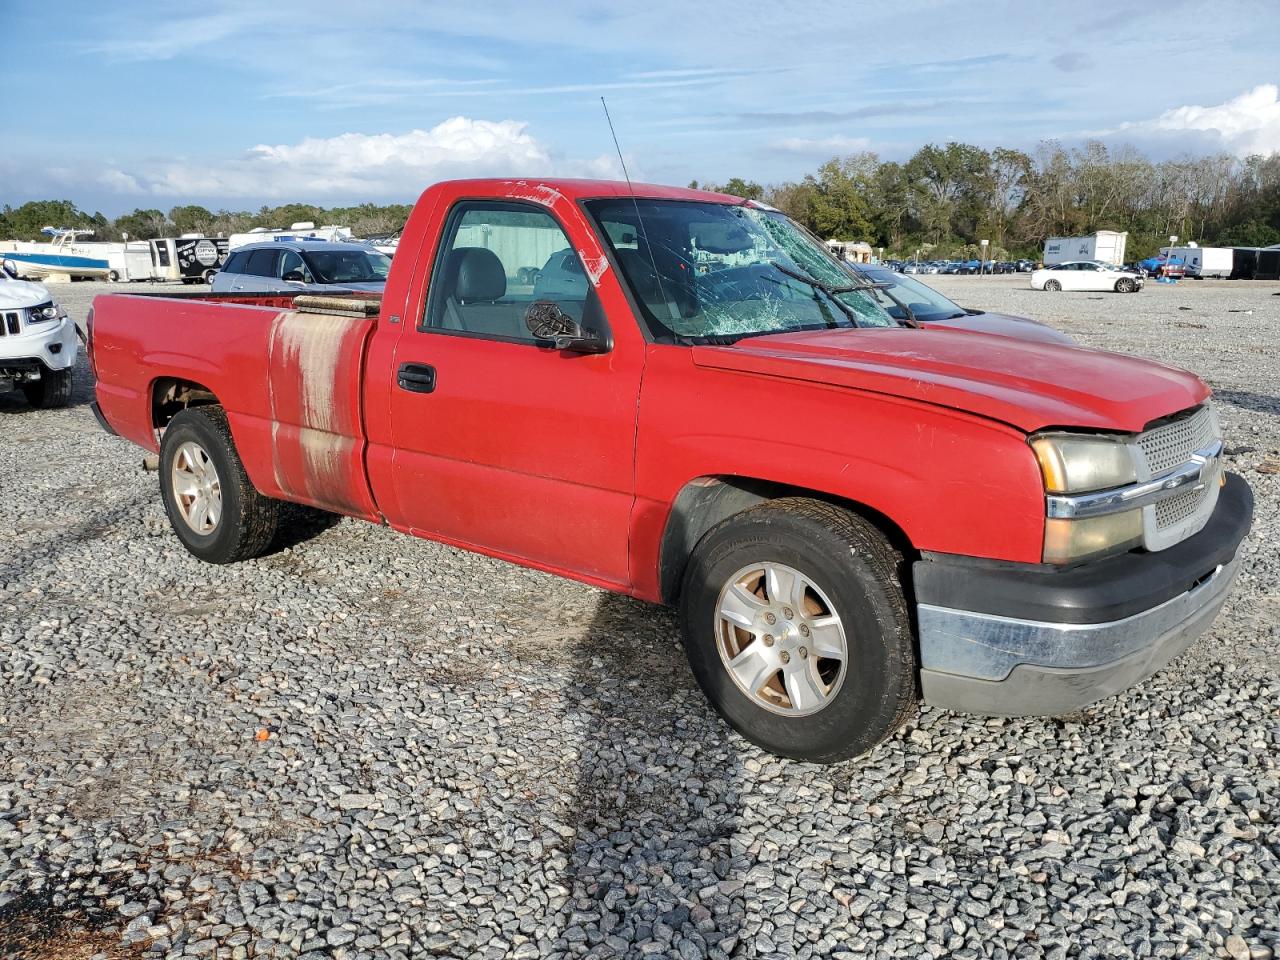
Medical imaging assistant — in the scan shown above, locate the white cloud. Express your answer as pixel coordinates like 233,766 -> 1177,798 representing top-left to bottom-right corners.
1116,84 -> 1280,157
93,117 -> 621,201
773,135 -> 873,156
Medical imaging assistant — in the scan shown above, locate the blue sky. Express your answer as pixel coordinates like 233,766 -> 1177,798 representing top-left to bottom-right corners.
2,0 -> 1278,215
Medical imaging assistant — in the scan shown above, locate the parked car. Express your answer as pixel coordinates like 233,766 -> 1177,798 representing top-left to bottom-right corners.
211,240 -> 392,294
89,178 -> 1251,763
1015,259 -> 1036,273
1031,260 -> 1144,293
0,259 -> 77,408
848,264 -> 1075,344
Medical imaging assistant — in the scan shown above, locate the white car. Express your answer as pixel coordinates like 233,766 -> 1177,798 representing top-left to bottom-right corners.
1031,260 -> 1144,293
0,259 -> 77,408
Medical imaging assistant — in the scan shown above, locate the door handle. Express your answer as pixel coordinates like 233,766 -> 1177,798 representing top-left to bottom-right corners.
396,362 -> 437,393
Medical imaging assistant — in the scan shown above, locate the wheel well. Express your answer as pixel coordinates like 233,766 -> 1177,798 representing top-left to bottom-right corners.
657,476 -> 915,605
151,377 -> 220,431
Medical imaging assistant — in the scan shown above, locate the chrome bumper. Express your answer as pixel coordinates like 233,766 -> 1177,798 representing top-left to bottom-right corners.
918,555 -> 1239,716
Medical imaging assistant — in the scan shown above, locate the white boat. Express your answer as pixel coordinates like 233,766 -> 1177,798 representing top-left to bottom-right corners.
3,228 -> 112,279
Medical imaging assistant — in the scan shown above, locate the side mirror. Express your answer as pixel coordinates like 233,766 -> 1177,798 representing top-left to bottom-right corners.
282,270 -> 307,283
1,259 -> 18,280
524,300 -> 607,354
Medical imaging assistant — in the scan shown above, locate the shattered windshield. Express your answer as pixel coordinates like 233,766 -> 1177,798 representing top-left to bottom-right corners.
584,199 -> 894,342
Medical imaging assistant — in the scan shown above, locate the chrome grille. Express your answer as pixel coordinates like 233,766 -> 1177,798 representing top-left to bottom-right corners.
1154,484 -> 1210,529
1138,406 -> 1214,476
1,311 -> 19,336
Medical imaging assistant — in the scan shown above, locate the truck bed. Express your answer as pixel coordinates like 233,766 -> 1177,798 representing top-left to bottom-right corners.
91,289 -> 382,520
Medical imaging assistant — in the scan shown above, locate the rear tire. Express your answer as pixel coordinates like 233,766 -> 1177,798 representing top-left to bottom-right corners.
22,367 -> 73,409
679,498 -> 917,763
1044,279 -> 1062,291
159,406 -> 279,564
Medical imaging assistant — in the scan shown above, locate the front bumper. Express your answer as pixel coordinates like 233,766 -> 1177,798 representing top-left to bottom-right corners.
915,473 -> 1252,716
0,314 -> 78,374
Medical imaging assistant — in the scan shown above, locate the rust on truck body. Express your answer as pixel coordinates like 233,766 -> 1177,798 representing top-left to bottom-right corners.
266,309 -> 377,518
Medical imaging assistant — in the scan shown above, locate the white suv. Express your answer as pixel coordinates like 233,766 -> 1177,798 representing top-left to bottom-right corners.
0,260 -> 77,408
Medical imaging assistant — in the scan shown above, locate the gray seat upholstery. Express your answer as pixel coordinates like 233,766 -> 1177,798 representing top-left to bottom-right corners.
437,247 -> 525,339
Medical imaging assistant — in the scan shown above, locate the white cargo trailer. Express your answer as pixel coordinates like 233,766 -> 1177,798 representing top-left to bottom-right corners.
1043,231 -> 1128,266
1163,245 -> 1233,279
148,236 -> 230,283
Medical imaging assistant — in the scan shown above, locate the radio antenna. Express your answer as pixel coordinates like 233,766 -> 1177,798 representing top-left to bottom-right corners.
601,97 -> 672,323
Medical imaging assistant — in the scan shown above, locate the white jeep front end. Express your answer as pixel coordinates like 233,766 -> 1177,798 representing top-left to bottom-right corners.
0,264 -> 77,408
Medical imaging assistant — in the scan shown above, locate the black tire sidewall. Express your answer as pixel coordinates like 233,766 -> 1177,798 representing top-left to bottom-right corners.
159,410 -> 248,563
680,512 -> 913,762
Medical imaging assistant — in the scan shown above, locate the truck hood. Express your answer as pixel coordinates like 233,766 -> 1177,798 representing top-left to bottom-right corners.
0,277 -> 52,308
691,327 -> 1209,434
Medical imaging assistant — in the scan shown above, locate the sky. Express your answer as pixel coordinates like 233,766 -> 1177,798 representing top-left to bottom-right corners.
2,0 -> 1278,215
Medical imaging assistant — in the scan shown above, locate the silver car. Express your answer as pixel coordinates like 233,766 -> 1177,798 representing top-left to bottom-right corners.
211,240 -> 391,294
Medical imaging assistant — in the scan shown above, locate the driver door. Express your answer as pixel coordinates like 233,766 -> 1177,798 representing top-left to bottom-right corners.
382,200 -> 643,586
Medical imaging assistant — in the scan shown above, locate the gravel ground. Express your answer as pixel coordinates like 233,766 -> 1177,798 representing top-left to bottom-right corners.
1,278 -> 1277,960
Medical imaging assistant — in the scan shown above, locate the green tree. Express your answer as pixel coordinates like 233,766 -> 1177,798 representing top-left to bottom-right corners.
716,177 -> 764,200
806,156 -> 875,240
112,208 -> 171,240
169,204 -> 215,235
2,200 -> 96,240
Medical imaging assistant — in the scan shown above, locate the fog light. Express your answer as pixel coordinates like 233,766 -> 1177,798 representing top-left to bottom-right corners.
49,343 -> 62,354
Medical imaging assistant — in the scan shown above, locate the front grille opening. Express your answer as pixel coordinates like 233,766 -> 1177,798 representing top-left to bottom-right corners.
1139,405 -> 1214,476
1154,486 -> 1210,529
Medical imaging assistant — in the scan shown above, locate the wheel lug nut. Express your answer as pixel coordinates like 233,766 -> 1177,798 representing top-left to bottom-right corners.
799,624 -> 810,637
763,635 -> 774,647
765,612 -> 776,625
783,607 -> 794,619
798,647 -> 808,659
780,651 -> 791,664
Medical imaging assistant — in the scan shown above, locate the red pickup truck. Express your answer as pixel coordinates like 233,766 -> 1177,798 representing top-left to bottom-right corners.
89,179 -> 1252,762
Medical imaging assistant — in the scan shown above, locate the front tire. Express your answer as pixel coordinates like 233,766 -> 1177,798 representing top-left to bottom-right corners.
159,406 -> 279,563
1043,279 -> 1062,291
22,368 -> 73,409
1116,277 -> 1136,293
679,498 -> 917,763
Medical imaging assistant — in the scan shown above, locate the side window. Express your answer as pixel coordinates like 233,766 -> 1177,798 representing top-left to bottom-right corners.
245,249 -> 279,277
279,250 -> 310,280
424,202 -> 588,342
221,251 -> 247,274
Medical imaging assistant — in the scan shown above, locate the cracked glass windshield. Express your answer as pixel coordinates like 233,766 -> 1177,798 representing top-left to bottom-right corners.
584,199 -> 895,341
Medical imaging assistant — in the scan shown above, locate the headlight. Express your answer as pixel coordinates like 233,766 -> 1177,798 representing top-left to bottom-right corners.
1043,512 -> 1143,565
1031,433 -> 1142,563
1031,434 -> 1135,493
27,302 -> 60,322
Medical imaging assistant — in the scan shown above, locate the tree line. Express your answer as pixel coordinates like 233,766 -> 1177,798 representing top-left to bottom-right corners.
0,201 -> 412,245
4,140 -> 1279,261
693,140 -> 1280,261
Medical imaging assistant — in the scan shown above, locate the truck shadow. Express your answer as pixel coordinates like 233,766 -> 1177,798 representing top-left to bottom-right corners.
555,591 -> 747,957
1213,388 -> 1280,417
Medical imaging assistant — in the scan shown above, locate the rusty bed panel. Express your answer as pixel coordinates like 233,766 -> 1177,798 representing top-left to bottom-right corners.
266,310 -> 378,518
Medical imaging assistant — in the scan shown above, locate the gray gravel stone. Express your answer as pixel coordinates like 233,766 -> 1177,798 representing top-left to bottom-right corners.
0,277 -> 1277,958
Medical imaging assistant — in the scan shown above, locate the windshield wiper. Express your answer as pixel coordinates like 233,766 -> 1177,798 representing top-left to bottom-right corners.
768,261 -> 867,328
